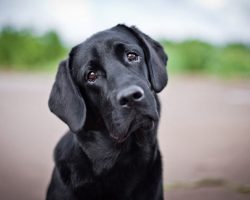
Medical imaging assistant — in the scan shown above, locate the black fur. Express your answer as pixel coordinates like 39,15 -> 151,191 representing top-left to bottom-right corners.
47,24 -> 168,200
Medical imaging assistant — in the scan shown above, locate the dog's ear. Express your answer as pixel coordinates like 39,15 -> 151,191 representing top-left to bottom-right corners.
128,26 -> 168,92
48,59 -> 86,133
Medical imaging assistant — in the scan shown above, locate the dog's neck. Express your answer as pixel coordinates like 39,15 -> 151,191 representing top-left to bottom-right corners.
76,126 -> 158,176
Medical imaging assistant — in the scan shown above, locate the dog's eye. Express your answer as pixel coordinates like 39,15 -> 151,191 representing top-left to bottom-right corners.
127,52 -> 139,62
86,71 -> 98,82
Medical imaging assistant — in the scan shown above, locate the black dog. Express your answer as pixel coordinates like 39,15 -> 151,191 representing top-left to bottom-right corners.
46,24 -> 168,200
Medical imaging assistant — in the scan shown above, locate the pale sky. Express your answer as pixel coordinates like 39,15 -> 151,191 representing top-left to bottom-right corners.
0,0 -> 250,45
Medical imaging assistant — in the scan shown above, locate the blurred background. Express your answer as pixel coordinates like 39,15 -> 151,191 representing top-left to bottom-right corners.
0,0 -> 250,199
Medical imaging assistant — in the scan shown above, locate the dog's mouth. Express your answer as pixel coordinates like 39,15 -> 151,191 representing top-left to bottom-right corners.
110,116 -> 156,143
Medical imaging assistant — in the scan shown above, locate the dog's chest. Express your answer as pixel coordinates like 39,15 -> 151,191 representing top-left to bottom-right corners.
75,153 -> 149,199
79,130 -> 153,175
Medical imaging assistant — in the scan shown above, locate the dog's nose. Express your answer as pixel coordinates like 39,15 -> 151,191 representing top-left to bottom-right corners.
117,85 -> 145,107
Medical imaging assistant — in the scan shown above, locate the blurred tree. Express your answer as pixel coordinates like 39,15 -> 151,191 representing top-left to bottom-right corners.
161,39 -> 250,78
0,26 -> 67,71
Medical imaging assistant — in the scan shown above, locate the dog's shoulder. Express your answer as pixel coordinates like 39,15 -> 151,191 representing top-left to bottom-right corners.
54,132 -> 75,161
53,132 -> 94,188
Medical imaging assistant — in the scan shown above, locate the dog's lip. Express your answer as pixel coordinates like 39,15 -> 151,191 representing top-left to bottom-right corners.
110,116 -> 155,143
140,119 -> 155,131
110,133 -> 130,143
110,121 -> 133,143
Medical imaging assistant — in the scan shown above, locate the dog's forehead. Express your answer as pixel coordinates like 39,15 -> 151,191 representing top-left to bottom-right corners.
83,29 -> 138,51
72,29 -> 141,68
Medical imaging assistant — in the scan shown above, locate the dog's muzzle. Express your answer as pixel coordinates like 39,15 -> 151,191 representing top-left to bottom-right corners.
108,85 -> 159,143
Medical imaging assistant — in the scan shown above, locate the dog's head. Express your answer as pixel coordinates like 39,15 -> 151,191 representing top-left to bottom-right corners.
49,25 -> 168,142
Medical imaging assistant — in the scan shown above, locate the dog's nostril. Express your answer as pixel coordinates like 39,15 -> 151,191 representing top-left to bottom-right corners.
133,91 -> 143,100
117,86 -> 145,107
119,97 -> 129,106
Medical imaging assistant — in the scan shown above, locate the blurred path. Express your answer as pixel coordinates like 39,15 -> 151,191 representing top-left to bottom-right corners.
0,73 -> 250,200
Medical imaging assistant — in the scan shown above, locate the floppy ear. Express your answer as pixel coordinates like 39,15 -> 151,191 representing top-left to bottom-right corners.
48,60 -> 86,133
129,26 -> 168,92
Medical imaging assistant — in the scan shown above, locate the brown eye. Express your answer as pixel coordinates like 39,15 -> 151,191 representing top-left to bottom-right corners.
87,71 -> 98,82
127,52 -> 139,62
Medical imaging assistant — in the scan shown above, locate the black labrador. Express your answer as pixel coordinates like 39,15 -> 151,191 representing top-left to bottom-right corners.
46,24 -> 168,200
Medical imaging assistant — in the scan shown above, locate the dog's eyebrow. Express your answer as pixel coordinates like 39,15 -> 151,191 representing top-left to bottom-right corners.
91,47 -> 101,61
85,47 -> 104,69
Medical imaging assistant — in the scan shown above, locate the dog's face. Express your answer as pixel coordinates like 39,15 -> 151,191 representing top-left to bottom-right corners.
49,25 -> 168,142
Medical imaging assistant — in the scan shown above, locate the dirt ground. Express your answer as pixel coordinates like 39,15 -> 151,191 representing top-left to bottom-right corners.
0,73 -> 250,200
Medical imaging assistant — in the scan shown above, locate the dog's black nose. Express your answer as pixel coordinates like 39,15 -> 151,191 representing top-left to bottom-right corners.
117,86 -> 145,107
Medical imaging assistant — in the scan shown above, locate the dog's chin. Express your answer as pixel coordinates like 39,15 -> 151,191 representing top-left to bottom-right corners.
110,116 -> 156,143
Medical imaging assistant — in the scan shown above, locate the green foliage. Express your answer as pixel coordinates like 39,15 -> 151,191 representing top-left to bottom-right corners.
161,40 -> 250,78
0,26 -> 67,71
